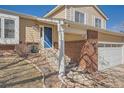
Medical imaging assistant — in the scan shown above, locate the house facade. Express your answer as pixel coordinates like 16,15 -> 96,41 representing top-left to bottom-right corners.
44,5 -> 107,29
0,6 -> 124,74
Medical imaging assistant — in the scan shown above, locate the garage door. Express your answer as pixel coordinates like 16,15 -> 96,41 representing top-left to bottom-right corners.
98,42 -> 124,70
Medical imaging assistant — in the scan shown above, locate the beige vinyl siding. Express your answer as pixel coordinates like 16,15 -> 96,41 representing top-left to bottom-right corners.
52,26 -> 58,42
45,6 -> 107,29
47,7 -> 66,19
66,6 -> 106,29
98,32 -> 124,42
64,33 -> 83,41
52,26 -> 85,42
20,18 -> 57,44
25,27 -> 40,43
103,20 -> 106,29
20,18 -> 40,44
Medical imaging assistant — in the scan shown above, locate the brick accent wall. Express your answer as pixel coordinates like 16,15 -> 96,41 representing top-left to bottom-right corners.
79,30 -> 98,73
79,39 -> 98,73
0,45 -> 16,56
54,30 -> 98,73
0,45 -> 15,50
54,40 -> 85,63
25,27 -> 40,43
15,44 -> 28,56
87,30 -> 98,39
15,43 -> 39,56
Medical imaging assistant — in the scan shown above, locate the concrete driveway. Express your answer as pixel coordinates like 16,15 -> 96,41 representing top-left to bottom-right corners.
100,64 -> 124,88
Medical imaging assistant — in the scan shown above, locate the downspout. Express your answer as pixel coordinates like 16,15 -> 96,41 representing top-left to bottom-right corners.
57,20 -> 66,86
57,20 -> 65,77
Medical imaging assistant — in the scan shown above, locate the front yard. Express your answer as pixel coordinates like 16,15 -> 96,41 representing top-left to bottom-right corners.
0,54 -> 61,88
0,56 -> 43,87
64,64 -> 124,88
0,54 -> 124,88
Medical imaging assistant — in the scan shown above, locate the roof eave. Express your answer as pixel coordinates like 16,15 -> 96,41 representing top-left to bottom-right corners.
43,5 -> 64,18
0,9 -> 59,25
94,5 -> 109,20
43,5 -> 109,20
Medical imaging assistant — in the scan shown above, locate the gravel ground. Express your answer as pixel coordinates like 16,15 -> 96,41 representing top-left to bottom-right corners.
63,64 -> 124,88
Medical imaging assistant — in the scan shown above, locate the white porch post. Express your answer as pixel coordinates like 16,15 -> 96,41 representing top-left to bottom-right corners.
1,18 -> 4,41
57,22 -> 65,77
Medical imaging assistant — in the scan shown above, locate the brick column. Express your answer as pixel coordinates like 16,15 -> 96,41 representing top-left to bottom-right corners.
79,30 -> 98,73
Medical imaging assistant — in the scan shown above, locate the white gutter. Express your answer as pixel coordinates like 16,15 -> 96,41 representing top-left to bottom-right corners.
43,6 -> 63,18
36,18 -> 59,24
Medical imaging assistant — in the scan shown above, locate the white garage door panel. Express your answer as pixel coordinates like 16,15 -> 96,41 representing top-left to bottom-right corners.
98,47 -> 122,70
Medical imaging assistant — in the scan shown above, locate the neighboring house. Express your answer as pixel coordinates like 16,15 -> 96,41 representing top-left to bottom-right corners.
0,5 -> 124,74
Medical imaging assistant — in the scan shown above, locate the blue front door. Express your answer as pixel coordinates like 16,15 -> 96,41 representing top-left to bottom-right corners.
44,27 -> 52,48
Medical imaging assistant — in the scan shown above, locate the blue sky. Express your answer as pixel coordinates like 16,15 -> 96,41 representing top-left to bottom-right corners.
0,5 -> 123,32
99,5 -> 124,32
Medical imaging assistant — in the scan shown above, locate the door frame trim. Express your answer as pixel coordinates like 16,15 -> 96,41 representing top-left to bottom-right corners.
40,26 -> 44,48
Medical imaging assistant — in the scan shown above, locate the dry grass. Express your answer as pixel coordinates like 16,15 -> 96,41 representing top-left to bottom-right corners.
0,53 -> 124,88
0,56 -> 44,88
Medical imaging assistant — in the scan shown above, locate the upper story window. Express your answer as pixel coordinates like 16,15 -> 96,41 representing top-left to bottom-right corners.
4,19 -> 15,38
95,17 -> 101,28
75,11 -> 85,24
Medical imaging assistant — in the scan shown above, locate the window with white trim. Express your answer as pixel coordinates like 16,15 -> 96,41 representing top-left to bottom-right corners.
75,11 -> 85,24
95,18 -> 101,28
0,13 -> 19,44
4,19 -> 15,38
0,18 -> 1,38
